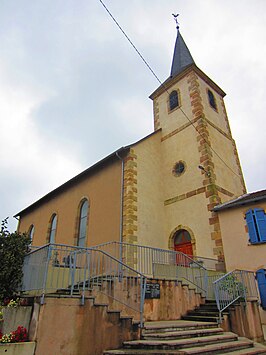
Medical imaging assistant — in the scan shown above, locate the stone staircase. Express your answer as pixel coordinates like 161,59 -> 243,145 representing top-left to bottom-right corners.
182,300 -> 227,323
104,320 -> 266,354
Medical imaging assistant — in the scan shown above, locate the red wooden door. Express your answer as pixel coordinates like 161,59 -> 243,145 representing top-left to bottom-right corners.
174,242 -> 193,256
175,242 -> 193,266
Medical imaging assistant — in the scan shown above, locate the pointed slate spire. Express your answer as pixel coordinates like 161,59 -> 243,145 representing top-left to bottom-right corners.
170,31 -> 195,77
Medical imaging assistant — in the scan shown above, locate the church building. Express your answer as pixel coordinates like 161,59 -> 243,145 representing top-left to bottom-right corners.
15,27 -> 246,263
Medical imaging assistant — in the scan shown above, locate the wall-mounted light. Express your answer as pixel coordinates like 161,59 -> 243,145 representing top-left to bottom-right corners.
198,165 -> 211,177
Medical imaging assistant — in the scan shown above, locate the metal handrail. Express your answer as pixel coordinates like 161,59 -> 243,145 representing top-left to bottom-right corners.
92,241 -> 218,266
30,241 -> 219,270
213,269 -> 259,323
21,243 -> 147,327
27,241 -> 222,300
92,241 -> 208,269
92,241 -> 211,296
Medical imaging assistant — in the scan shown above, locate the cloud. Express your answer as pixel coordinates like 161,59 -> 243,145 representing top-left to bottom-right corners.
0,0 -> 265,232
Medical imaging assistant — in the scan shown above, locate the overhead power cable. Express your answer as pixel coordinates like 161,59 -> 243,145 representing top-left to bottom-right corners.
98,0 -> 243,181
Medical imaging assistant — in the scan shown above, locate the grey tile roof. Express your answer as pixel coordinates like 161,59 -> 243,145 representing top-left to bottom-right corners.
213,189 -> 266,212
170,31 -> 195,77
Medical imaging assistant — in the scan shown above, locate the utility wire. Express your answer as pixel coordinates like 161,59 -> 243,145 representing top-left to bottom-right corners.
98,0 -> 242,181
98,0 -> 163,87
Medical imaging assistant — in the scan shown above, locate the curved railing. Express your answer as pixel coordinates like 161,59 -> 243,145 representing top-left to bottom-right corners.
93,241 -> 211,296
21,243 -> 147,327
213,269 -> 258,322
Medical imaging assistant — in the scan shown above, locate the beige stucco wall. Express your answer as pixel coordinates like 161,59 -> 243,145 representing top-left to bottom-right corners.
153,74 -> 193,136
148,67 -> 246,260
208,124 -> 245,199
164,193 -> 214,257
132,123 -> 217,258
18,160 -> 122,247
131,128 -> 216,258
132,132 -> 165,248
161,126 -> 202,200
218,202 -> 266,271
197,76 -> 228,133
33,298 -> 138,355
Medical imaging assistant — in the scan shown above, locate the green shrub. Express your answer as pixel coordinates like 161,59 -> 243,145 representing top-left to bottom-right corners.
0,218 -> 31,302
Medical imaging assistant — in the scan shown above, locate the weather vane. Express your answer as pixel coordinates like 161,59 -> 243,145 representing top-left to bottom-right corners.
172,13 -> 179,30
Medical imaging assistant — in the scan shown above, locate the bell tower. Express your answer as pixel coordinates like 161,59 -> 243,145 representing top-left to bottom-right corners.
150,23 -> 246,260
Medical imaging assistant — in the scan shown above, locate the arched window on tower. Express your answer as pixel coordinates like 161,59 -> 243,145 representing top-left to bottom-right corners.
207,89 -> 217,111
48,214 -> 57,244
77,199 -> 89,247
169,90 -> 179,111
28,225 -> 35,244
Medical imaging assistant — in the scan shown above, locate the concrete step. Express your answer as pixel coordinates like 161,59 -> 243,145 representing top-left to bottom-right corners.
224,340 -> 266,354
182,315 -> 219,322
187,310 -> 220,315
143,321 -> 218,334
177,339 -> 254,354
104,339 -> 255,354
197,306 -> 219,311
104,319 -> 266,355
123,332 -> 238,350
104,340 -> 266,355
143,327 -> 224,340
45,293 -> 80,299
193,309 -> 225,313
104,350 -> 196,354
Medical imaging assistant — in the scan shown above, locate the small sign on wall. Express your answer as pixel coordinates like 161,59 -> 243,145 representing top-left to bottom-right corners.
145,282 -> 160,299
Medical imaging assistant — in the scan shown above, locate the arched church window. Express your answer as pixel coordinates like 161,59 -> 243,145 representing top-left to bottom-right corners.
169,90 -> 179,111
28,225 -> 35,244
48,214 -> 57,244
77,199 -> 89,247
207,89 -> 217,111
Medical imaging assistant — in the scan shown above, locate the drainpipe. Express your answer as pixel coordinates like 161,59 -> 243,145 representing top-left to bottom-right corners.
116,150 -> 125,263
14,215 -> 20,232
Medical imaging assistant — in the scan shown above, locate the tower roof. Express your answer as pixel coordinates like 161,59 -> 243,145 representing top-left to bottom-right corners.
170,31 -> 195,77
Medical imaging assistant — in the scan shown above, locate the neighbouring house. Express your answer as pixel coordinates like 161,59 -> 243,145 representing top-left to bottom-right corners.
15,27 -> 246,264
214,189 -> 266,324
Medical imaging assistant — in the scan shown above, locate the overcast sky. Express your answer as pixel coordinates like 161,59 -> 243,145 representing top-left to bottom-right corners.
0,0 -> 265,231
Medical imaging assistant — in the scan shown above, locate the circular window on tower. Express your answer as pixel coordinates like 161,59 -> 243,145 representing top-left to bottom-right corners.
172,161 -> 186,177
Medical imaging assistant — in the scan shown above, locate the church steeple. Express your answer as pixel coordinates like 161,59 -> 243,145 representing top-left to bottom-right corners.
170,31 -> 195,77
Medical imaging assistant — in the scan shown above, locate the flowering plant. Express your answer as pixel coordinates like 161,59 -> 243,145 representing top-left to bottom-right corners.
0,326 -> 28,343
0,332 -> 14,343
7,299 -> 19,308
11,326 -> 28,342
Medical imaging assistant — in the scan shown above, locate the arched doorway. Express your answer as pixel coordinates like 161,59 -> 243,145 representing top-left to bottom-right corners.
174,229 -> 193,256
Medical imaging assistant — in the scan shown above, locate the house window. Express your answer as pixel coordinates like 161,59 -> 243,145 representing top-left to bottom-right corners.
207,89 -> 217,111
49,214 -> 57,244
78,199 -> 89,247
28,225 -> 35,244
169,90 -> 179,111
245,208 -> 266,244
